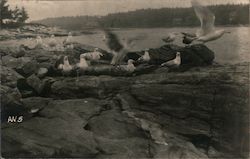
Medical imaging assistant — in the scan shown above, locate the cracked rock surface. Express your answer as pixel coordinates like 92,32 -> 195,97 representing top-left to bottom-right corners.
1,43 -> 249,158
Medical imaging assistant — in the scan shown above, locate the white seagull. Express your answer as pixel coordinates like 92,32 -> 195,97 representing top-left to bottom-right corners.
77,54 -> 89,70
83,48 -> 103,62
35,36 -> 43,48
138,50 -> 151,62
48,34 -> 57,48
120,59 -> 136,73
190,0 -> 230,43
58,56 -> 73,75
64,32 -> 73,44
161,52 -> 181,67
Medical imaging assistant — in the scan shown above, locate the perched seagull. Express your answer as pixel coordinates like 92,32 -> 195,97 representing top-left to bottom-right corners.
48,34 -> 57,48
120,59 -> 136,72
161,52 -> 181,67
35,36 -> 43,48
138,50 -> 151,62
83,48 -> 103,62
186,0 -> 230,44
102,29 -> 136,65
55,44 -> 65,52
64,32 -> 73,44
76,54 -> 89,70
58,56 -> 73,75
162,32 -> 178,44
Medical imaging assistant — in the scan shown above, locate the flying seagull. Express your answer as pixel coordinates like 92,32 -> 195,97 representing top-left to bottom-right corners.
102,29 -> 136,65
184,0 -> 230,44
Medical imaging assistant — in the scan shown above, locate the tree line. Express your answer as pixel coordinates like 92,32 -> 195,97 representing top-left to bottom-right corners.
35,3 -> 249,30
0,0 -> 29,28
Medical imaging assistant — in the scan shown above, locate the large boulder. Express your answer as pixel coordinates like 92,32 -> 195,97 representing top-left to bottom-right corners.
50,76 -> 131,99
0,66 -> 25,88
180,44 -> 215,67
129,63 -> 249,157
0,85 -> 27,122
127,44 -> 182,65
1,98 -> 109,158
1,55 -> 38,77
0,46 -> 25,58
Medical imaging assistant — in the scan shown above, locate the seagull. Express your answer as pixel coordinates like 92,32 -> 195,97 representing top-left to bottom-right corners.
161,52 -> 181,67
64,32 -> 73,44
102,29 -> 135,65
162,32 -> 178,44
138,50 -> 151,62
76,54 -> 89,70
35,35 -> 43,48
48,34 -> 57,48
187,0 -> 230,44
83,48 -> 103,62
119,59 -> 136,73
58,56 -> 73,75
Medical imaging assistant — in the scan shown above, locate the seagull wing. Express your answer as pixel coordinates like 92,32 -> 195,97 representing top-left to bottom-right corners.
103,29 -> 124,52
191,0 -> 215,36
181,32 -> 197,38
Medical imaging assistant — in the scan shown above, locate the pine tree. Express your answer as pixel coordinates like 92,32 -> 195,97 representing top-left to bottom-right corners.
18,7 -> 29,23
0,0 -> 13,28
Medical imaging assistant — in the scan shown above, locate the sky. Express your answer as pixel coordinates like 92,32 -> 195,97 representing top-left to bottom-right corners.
7,0 -> 250,21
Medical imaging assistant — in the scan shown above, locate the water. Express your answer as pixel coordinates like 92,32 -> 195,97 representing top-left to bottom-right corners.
1,27 -> 249,64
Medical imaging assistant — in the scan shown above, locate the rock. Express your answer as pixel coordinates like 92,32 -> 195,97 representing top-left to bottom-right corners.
0,66 -> 25,88
21,97 -> 52,111
1,56 -> 38,77
127,44 -> 181,65
0,85 -> 26,121
51,76 -> 130,99
1,98 -> 108,158
180,44 -> 215,67
11,46 -> 26,58
26,74 -> 45,94
37,68 -> 48,78
19,60 -> 39,77
1,56 -> 30,69
88,110 -> 146,139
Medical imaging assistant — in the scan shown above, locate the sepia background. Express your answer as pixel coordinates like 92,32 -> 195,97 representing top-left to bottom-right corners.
1,0 -> 249,158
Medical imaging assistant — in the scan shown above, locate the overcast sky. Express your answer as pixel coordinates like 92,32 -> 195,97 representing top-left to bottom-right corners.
7,0 -> 249,21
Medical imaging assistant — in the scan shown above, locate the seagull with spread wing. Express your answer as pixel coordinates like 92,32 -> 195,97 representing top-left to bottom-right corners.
102,29 -> 136,65
183,0 -> 230,44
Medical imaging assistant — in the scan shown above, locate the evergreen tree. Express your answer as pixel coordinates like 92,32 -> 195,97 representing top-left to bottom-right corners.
0,0 -> 13,27
18,7 -> 29,23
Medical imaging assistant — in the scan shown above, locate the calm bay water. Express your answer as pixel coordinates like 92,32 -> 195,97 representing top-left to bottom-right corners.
1,27 -> 249,64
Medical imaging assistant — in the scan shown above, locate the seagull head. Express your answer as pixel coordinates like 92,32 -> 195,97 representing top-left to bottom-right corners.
102,35 -> 107,42
63,56 -> 70,64
80,54 -> 86,59
37,36 -> 42,40
94,48 -> 99,51
128,59 -> 135,64
176,52 -> 181,57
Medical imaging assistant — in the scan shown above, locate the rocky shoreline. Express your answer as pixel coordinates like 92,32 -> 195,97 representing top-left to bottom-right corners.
1,29 -> 249,158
